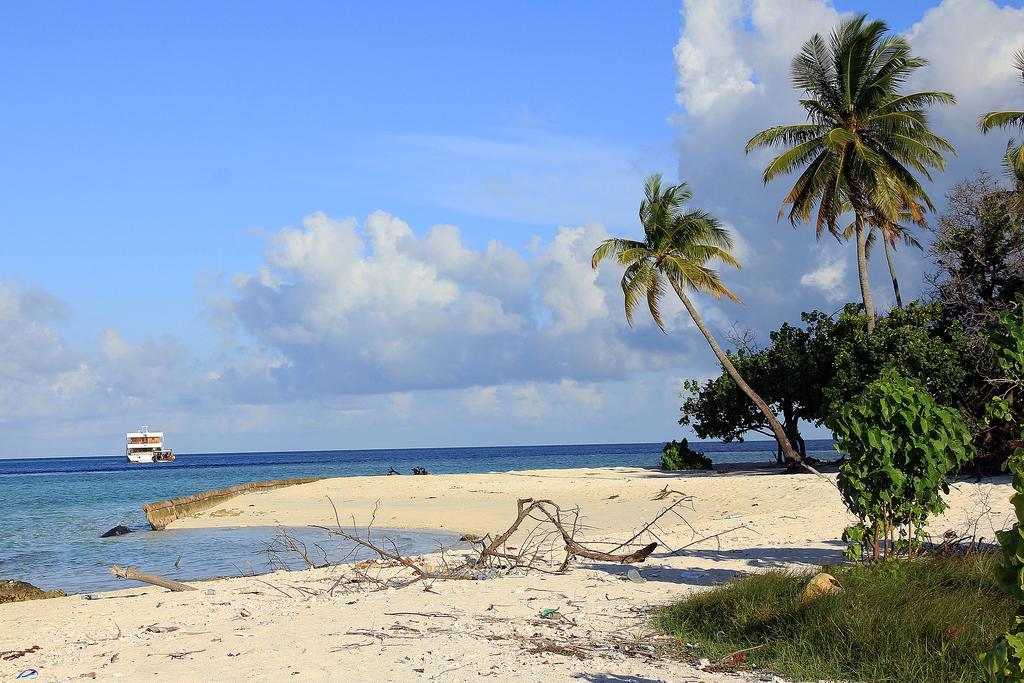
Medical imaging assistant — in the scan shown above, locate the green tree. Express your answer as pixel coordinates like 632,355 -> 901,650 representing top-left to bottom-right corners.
592,174 -> 804,466
680,304 -> 977,469
679,312 -> 835,463
747,14 -> 955,331
979,48 -> 1024,187
927,173 -> 1024,468
825,302 -> 973,418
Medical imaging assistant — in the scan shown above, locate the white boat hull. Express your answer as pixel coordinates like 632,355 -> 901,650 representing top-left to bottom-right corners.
126,450 -> 174,463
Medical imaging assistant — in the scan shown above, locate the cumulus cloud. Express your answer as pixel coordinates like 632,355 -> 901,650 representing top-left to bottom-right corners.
905,0 -> 1024,173
673,0 -> 758,116
0,281 -> 211,439
800,252 -> 849,302
213,210 -> 692,401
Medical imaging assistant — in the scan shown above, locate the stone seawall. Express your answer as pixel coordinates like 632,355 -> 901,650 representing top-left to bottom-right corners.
143,478 -> 321,530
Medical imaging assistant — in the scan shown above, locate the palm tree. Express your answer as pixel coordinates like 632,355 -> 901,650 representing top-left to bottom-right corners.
592,174 -> 804,467
746,14 -> 955,332
843,206 -> 923,309
979,48 -> 1024,183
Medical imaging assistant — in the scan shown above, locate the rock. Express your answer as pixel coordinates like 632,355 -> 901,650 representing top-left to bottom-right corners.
412,467 -> 430,475
0,579 -> 66,604
797,571 -> 842,601
100,525 -> 132,538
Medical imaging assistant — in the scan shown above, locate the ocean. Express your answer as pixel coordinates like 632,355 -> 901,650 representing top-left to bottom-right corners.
0,440 -> 835,594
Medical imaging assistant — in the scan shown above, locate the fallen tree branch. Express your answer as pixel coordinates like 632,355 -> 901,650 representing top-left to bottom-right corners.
270,495 -> 677,590
109,566 -> 197,592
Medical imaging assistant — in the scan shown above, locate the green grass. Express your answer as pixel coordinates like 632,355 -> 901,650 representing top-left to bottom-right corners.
654,553 -> 1013,683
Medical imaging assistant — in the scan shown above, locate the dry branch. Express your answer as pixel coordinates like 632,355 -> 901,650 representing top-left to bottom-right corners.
109,566 -> 196,592
266,494 -> 689,591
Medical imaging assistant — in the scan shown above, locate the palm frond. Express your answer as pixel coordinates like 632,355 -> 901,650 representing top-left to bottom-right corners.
745,124 -> 823,152
979,110 -> 1024,133
592,238 -> 647,269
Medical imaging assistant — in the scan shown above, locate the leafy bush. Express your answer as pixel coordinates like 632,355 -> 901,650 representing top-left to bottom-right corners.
981,304 -> 1024,681
660,439 -> 712,470
656,554 -> 1012,683
829,369 -> 974,561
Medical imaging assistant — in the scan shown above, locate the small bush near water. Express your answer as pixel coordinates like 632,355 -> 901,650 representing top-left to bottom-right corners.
660,439 -> 712,471
655,553 -> 1012,683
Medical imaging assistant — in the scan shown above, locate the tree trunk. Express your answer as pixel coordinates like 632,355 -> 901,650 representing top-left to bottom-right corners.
855,216 -> 876,332
882,235 -> 903,309
670,282 -> 803,466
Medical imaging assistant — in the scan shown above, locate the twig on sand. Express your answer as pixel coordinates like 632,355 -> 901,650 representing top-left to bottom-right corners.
252,579 -> 295,599
652,485 -> 687,501
160,651 -> 204,659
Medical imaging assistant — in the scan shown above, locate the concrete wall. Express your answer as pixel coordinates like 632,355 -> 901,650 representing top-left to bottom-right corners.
143,477 -> 321,530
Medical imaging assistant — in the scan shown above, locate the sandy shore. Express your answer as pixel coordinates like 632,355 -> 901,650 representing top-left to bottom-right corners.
0,467 -> 1014,682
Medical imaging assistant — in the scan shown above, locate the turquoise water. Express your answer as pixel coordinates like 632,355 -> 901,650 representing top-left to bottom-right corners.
0,440 -> 835,594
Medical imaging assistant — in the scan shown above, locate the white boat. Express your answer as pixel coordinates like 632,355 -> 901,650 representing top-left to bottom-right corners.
126,426 -> 175,463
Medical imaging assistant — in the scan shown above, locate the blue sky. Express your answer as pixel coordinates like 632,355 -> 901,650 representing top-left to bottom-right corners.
2,1 -> 1023,457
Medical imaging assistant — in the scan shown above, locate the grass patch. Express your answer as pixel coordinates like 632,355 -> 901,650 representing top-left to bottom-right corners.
654,553 -> 1013,682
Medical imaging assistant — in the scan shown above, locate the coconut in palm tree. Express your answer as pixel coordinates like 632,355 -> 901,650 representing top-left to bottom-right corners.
592,174 -> 805,467
747,14 -> 955,331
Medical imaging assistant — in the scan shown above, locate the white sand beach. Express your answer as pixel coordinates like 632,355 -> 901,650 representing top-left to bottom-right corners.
0,467 -> 1013,682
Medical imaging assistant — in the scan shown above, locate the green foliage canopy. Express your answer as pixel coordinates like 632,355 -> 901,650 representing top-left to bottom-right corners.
679,304 -> 972,463
824,302 -> 974,417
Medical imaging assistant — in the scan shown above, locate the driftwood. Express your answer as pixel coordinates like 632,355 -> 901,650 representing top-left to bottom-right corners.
298,496 -> 660,590
110,565 -> 197,592
255,488 -> 728,598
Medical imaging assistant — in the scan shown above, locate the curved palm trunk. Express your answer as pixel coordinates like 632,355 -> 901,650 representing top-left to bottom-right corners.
854,216 -> 876,332
882,235 -> 903,309
669,280 -> 803,466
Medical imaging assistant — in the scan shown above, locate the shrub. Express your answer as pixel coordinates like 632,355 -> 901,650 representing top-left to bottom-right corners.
981,304 -> 1024,681
829,369 -> 974,561
660,439 -> 712,470
656,554 -> 1012,683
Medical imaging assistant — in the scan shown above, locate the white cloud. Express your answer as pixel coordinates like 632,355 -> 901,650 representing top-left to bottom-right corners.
0,283 -> 200,430
800,252 -> 849,302
905,0 -> 1024,175
214,210 -> 690,401
673,0 -> 758,116
536,224 -> 609,333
